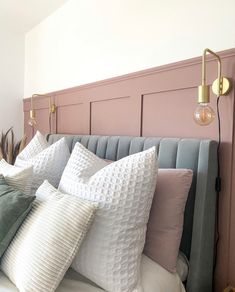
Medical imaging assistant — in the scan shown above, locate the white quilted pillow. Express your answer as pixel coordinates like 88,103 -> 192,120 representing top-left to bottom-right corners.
0,159 -> 33,195
15,137 -> 70,194
15,131 -> 48,163
1,180 -> 97,292
59,142 -> 158,292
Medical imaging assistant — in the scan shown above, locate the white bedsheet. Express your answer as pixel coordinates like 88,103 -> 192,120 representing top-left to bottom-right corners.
0,255 -> 186,292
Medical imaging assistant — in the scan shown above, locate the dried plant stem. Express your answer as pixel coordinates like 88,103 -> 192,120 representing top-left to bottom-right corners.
0,128 -> 27,165
19,135 -> 27,153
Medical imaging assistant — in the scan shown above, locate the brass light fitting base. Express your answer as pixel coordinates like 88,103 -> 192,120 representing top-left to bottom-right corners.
198,85 -> 210,103
29,109 -> 36,119
50,104 -> 56,114
198,77 -> 231,104
212,77 -> 231,96
29,109 -> 37,127
49,96 -> 56,114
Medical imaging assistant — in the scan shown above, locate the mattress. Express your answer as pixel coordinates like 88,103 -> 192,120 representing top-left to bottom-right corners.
0,254 -> 186,292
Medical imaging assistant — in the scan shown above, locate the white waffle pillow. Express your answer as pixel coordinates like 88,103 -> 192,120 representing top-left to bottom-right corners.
1,180 -> 97,292
59,142 -> 158,292
15,131 -> 48,163
15,135 -> 70,194
0,159 -> 33,195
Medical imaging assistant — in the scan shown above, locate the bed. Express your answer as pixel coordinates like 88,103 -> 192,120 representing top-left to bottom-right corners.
0,255 -> 185,292
0,134 -> 217,292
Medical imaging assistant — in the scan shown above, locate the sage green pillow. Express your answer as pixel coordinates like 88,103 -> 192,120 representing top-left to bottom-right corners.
0,175 -> 35,258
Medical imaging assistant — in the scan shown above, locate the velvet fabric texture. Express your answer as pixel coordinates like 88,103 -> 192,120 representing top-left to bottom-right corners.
144,169 -> 193,273
0,175 -> 35,258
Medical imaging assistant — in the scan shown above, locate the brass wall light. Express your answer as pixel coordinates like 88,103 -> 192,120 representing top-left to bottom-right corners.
28,94 -> 56,134
194,49 -> 232,272
193,48 -> 231,126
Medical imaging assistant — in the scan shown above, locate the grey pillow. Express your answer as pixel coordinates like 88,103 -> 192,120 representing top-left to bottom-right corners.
0,175 -> 35,258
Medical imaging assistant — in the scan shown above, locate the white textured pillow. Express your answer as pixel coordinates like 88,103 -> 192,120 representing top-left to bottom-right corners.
1,180 -> 97,292
15,137 -> 70,194
15,131 -> 48,163
59,143 -> 158,292
0,159 -> 33,195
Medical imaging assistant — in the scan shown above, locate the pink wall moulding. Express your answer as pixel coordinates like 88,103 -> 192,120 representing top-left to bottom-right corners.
23,48 -> 235,291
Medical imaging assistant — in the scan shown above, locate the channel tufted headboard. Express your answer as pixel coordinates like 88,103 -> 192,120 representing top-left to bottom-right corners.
47,134 -> 218,292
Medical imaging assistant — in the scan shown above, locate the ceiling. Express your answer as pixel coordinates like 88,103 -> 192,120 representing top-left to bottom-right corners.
0,0 -> 69,33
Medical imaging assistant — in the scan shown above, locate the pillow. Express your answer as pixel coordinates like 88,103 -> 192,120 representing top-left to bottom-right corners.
59,142 -> 158,292
0,175 -> 35,258
1,180 -> 97,292
0,159 -> 33,196
144,168 -> 193,273
176,251 -> 189,282
15,131 -> 48,163
15,137 -> 70,194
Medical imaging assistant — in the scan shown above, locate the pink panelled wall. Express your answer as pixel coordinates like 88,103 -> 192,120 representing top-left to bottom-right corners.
23,48 -> 235,291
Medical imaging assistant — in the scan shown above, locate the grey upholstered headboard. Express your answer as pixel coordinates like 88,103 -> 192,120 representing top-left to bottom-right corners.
47,134 -> 218,292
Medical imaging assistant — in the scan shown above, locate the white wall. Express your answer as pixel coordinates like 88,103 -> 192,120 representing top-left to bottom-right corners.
0,0 -> 71,139
0,28 -> 24,139
24,0 -> 235,97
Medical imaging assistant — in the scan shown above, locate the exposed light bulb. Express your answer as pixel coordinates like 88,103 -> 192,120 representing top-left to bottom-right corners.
28,118 -> 36,127
193,103 -> 215,126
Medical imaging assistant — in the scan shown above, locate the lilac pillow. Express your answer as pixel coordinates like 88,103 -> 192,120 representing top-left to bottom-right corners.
144,169 -> 193,273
